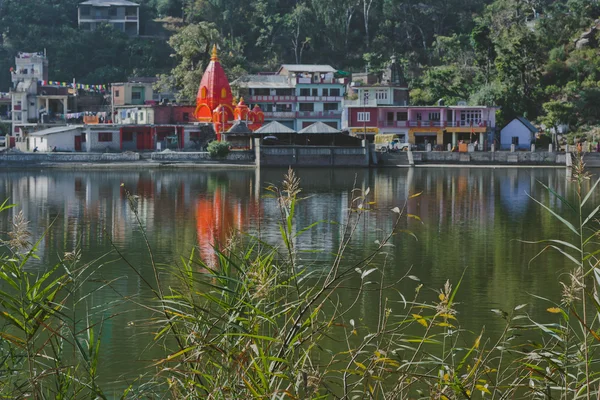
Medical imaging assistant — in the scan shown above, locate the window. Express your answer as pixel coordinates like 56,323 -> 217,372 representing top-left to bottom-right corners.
387,112 -> 394,122
330,88 -> 340,96
299,103 -> 314,112
511,137 -> 519,145
416,113 -> 422,121
357,112 -> 370,122
81,133 -> 86,142
311,88 -> 318,96
98,132 -> 113,142
324,103 -> 338,111
275,104 -> 292,112
122,132 -> 133,141
322,88 -> 329,96
139,112 -> 145,122
299,88 -> 310,96
115,90 -> 120,98
80,22 -> 91,30
109,7 -> 117,16
80,6 -> 90,16
460,110 -> 482,125
428,112 -> 440,121
275,89 -> 293,96
132,91 -> 142,100
396,112 -> 408,121
253,88 -> 269,96
375,90 -> 387,100
183,112 -> 189,122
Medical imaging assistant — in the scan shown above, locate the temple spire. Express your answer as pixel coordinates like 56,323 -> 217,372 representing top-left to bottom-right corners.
211,44 -> 219,61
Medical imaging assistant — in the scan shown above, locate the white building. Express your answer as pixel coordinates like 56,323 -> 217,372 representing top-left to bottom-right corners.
9,52 -> 69,136
500,117 -> 538,150
22,125 -> 121,153
233,64 -> 346,130
78,0 -> 140,36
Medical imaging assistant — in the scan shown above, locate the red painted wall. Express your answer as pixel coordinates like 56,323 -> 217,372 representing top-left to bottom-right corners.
349,107 -> 377,127
153,106 -> 198,124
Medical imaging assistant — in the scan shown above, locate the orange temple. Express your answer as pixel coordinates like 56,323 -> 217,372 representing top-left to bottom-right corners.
194,45 -> 264,139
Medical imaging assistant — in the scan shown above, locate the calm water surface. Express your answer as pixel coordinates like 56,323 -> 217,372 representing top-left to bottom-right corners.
0,166 -> 590,393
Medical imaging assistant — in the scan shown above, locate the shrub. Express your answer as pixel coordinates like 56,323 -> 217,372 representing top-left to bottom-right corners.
207,140 -> 231,158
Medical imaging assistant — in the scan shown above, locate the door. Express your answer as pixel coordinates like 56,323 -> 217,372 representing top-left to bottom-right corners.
74,135 -> 82,151
136,131 -> 145,150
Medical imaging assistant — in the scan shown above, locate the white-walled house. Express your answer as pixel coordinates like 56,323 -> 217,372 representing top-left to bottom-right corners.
27,126 -> 81,152
500,117 -> 538,150
19,124 -> 211,152
25,125 -> 121,152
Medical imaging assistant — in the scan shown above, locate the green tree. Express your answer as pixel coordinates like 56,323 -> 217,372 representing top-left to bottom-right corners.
157,22 -> 221,102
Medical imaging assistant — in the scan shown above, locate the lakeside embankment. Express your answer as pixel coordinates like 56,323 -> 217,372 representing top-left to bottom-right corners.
2,146 -> 596,168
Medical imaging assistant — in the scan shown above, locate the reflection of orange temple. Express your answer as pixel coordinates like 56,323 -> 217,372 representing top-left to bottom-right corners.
194,45 -> 264,140
195,187 -> 261,265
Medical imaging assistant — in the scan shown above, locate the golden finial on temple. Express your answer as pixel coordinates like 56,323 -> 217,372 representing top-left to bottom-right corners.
211,44 -> 219,61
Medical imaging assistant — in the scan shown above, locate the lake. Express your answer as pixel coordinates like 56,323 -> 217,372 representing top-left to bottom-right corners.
0,166 -> 587,394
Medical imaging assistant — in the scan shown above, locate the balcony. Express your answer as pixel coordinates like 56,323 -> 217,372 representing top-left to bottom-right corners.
296,96 -> 343,102
249,95 -> 296,103
377,120 -> 491,128
296,110 -> 342,119
263,111 -> 296,119
296,77 -> 343,85
343,98 -> 388,107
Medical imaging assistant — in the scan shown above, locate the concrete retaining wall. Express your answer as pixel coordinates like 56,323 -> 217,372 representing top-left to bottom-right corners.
378,151 -> 568,166
151,151 -> 254,163
0,152 -> 140,164
261,146 -> 368,167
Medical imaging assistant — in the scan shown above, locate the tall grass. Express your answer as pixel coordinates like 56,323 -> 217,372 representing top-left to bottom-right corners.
1,163 -> 600,398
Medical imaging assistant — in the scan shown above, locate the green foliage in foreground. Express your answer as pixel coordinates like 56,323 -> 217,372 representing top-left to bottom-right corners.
2,163 -> 600,398
207,140 -> 231,158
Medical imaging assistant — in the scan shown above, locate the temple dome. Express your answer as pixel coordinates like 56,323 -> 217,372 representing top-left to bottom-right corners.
195,45 -> 234,122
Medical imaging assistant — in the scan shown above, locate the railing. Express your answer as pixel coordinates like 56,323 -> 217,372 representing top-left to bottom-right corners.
296,77 -> 343,85
262,111 -> 296,118
249,95 -> 296,102
343,98 -> 390,107
296,96 -> 343,102
80,15 -> 138,21
377,120 -> 491,128
296,111 -> 342,118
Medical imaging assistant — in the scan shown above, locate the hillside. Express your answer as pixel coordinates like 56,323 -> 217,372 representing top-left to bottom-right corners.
1,0 -> 599,131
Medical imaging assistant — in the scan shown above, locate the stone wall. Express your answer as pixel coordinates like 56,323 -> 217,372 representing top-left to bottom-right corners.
0,152 -> 140,164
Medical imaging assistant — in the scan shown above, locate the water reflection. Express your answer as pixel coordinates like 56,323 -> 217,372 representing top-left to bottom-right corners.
0,166 -> 590,390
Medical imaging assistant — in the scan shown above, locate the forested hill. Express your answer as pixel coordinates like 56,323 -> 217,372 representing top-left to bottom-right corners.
1,0 -> 600,130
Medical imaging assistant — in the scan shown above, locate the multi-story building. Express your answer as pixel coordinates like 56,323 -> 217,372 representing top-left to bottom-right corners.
9,52 -> 69,136
112,78 -> 181,124
233,64 -> 346,130
344,56 -> 497,148
345,104 -> 497,149
78,0 -> 140,36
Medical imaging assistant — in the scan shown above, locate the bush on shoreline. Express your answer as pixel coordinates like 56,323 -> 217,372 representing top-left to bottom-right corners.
207,141 -> 231,158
